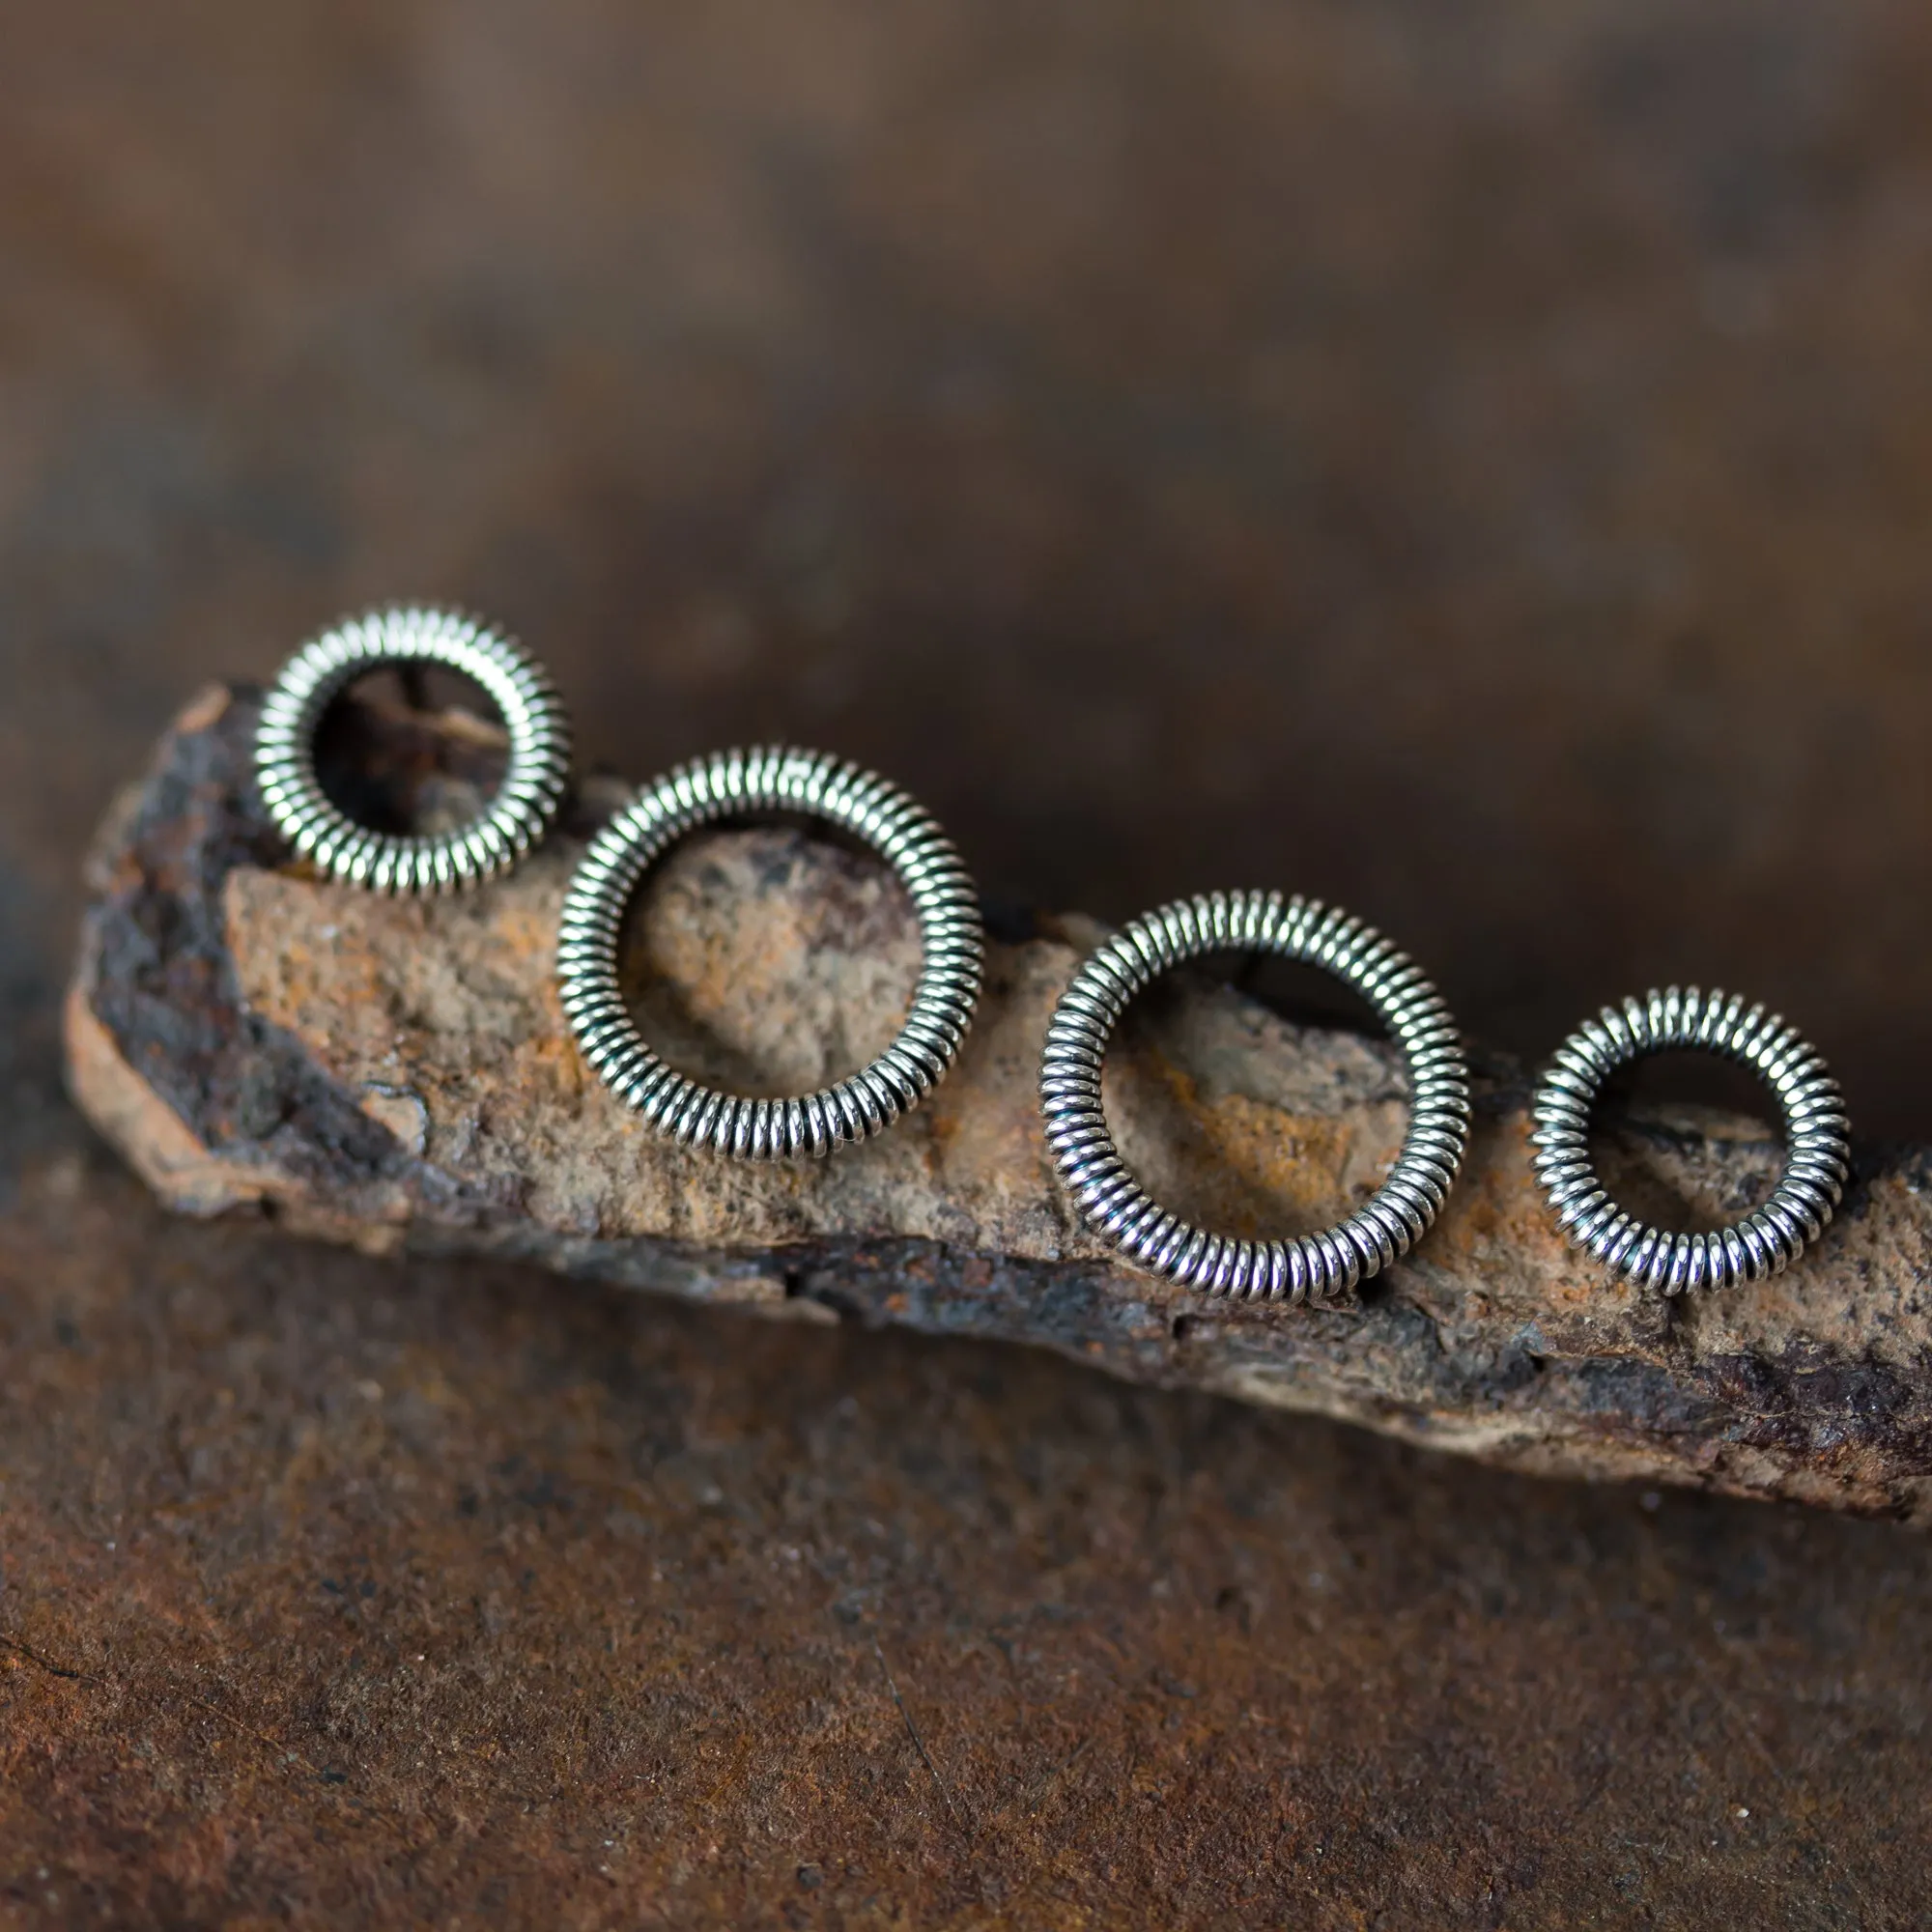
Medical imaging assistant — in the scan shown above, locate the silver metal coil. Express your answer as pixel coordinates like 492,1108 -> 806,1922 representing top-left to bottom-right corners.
255,606 -> 572,895
1040,891 -> 1472,1303
1530,986 -> 1851,1294
556,747 -> 984,1161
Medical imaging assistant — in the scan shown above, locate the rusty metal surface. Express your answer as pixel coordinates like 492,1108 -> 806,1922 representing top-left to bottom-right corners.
63,684 -> 1932,1528
6,0 -> 1932,1922
8,1167 -> 1932,1928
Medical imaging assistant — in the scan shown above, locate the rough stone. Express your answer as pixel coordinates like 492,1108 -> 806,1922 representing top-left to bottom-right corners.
68,687 -> 1932,1525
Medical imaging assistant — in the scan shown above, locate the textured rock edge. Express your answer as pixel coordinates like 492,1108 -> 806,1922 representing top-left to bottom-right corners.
64,684 -> 1932,1523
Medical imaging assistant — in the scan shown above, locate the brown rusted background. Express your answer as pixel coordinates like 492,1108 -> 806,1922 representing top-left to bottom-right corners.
5,2 -> 1932,1924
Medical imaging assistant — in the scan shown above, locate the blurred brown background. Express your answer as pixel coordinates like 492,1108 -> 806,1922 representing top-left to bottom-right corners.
5,2 -> 1932,1926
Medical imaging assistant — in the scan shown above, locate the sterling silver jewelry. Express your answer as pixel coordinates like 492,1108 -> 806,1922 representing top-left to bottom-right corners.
1040,891 -> 1471,1302
1531,987 -> 1850,1293
255,606 -> 572,895
557,747 -> 984,1159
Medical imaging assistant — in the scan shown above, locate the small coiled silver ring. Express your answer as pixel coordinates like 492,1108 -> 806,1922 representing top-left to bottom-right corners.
1530,986 -> 1851,1293
255,606 -> 572,895
1040,891 -> 1472,1302
556,747 -> 984,1160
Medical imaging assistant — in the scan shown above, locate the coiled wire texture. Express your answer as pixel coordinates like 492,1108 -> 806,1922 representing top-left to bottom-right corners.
1040,891 -> 1471,1302
255,606 -> 572,895
556,747 -> 984,1160
1530,987 -> 1850,1293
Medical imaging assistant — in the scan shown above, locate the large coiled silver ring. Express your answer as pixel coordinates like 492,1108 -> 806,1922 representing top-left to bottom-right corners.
1531,986 -> 1851,1293
1040,891 -> 1472,1302
556,747 -> 984,1160
255,606 -> 572,895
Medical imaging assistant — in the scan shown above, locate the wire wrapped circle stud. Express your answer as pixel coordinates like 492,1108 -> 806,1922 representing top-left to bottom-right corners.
556,747 -> 984,1160
1040,892 -> 1471,1302
255,606 -> 572,895
1530,987 -> 1851,1293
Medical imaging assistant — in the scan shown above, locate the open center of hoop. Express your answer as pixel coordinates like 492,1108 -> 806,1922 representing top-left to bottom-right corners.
614,820 -> 921,1100
1585,1048 -> 1785,1236
313,664 -> 509,838
1103,950 -> 1407,1243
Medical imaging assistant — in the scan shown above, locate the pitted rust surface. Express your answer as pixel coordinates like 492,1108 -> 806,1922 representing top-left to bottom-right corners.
65,688 -> 1932,1528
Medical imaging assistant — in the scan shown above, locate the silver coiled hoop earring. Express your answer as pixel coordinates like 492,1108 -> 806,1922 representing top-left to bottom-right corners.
1041,892 -> 1471,1303
1531,987 -> 1851,1293
255,606 -> 572,895
556,747 -> 984,1160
